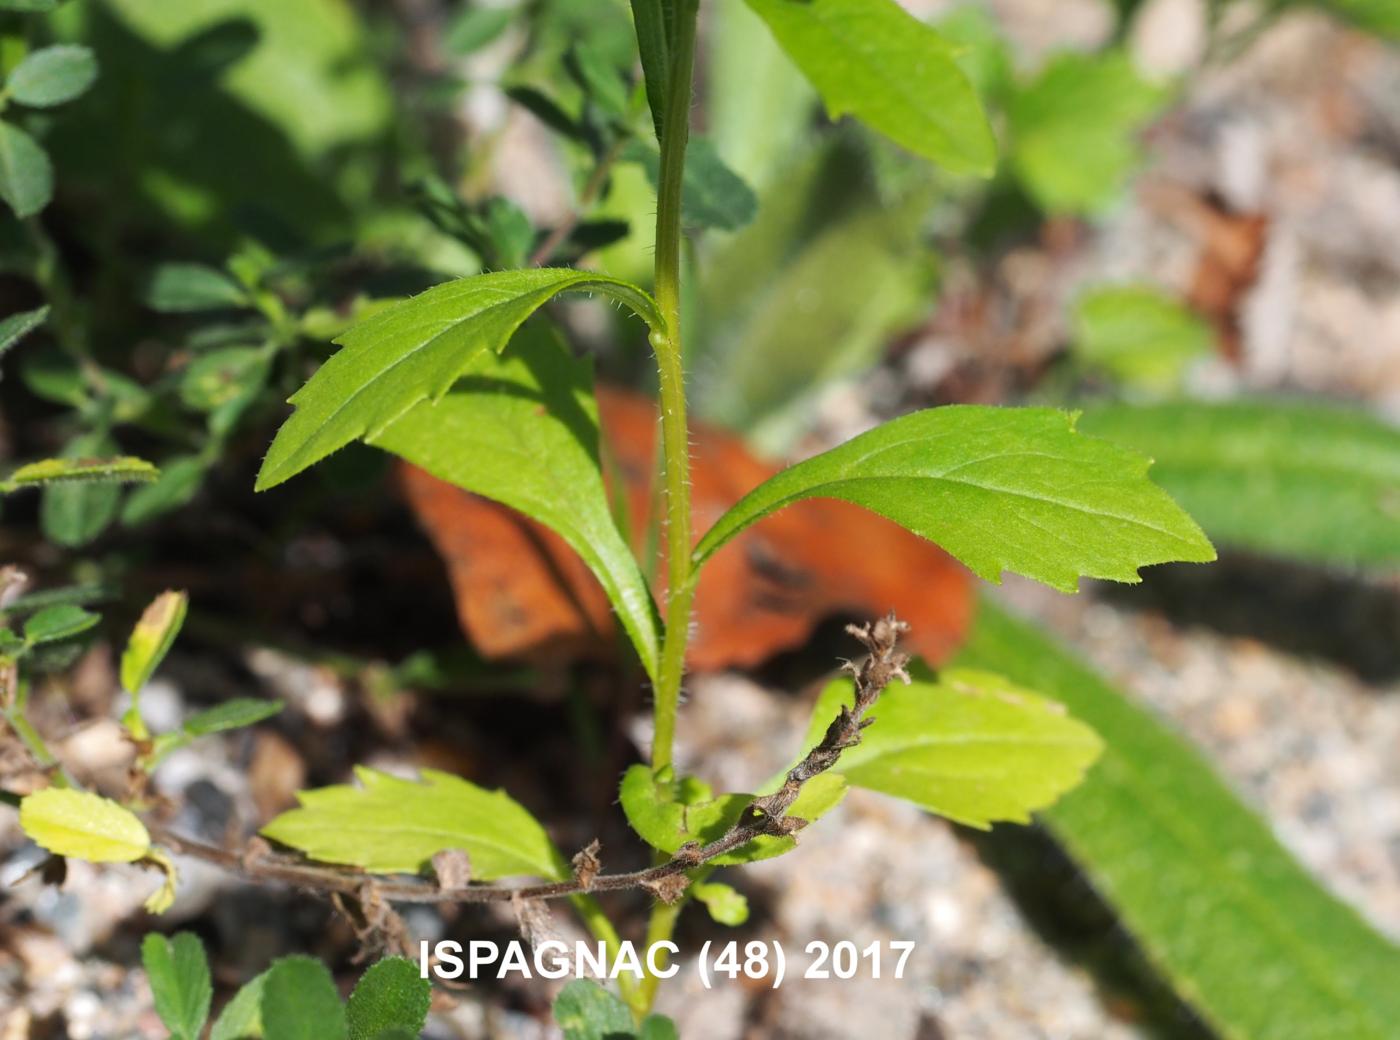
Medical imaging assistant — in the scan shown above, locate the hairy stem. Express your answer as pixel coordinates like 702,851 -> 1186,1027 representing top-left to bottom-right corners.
649,0 -> 699,776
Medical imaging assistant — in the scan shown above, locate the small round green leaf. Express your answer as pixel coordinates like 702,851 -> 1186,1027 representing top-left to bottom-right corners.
0,120 -> 53,218
346,958 -> 430,1040
7,45 -> 98,108
553,979 -> 634,1040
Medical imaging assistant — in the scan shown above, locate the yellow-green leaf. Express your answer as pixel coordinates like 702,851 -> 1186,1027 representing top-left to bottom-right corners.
800,667 -> 1103,828
262,767 -> 570,878
694,405 -> 1216,592
255,269 -> 661,492
744,0 -> 995,175
121,590 -> 189,694
19,788 -> 151,862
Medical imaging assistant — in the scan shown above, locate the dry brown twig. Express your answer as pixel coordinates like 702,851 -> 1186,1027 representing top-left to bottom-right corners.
146,614 -> 912,907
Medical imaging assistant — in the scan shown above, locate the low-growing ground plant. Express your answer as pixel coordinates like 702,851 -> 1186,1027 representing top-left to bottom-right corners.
5,0 -> 1400,1037
9,0 -> 1218,1026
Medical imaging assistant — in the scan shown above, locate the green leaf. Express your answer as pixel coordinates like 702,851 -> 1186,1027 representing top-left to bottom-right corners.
638,1017 -> 679,1040
620,765 -> 750,853
255,268 -> 660,492
693,405 -> 1216,592
210,971 -> 266,1040
7,46 -> 98,108
179,347 -> 268,410
0,0 -> 59,10
262,766 -> 570,877
141,932 -> 212,1040
956,599 -> 1400,1039
261,956 -> 346,1040
938,6 -> 1014,103
629,0 -> 672,140
23,604 -> 99,645
1078,400 -> 1400,566
625,136 -> 758,231
146,263 -> 250,312
0,120 -> 53,218
743,0 -> 995,175
20,345 -> 86,407
698,187 -> 932,448
1008,51 -> 1168,215
619,765 -> 846,864
0,305 -> 49,360
568,39 -> 631,123
707,0 -> 815,190
713,773 -> 847,865
3,455 -> 159,494
445,5 -> 514,55
1072,285 -> 1213,389
183,698 -> 283,736
369,323 -> 661,681
19,787 -> 151,862
553,979 -> 636,1040
346,958 -> 430,1040
693,881 -> 749,926
121,590 -> 188,694
801,667 -> 1101,828
121,456 -> 206,526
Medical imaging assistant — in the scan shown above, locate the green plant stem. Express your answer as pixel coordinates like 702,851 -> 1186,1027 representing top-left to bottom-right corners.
571,893 -> 638,1006
648,0 -> 698,778
635,896 -> 686,1016
636,0 -> 700,1020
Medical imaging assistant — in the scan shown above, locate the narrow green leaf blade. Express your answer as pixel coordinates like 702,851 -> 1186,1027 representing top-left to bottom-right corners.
141,932 -> 212,1040
182,698 -> 283,737
371,324 -> 661,680
7,45 -> 98,108
0,120 -> 52,218
19,788 -> 150,862
0,305 -> 49,359
121,590 -> 189,694
743,0 -> 995,175
553,979 -> 636,1040
956,599 -> 1400,1040
1079,400 -> 1400,566
346,958 -> 431,1040
262,766 -> 570,878
261,956 -> 346,1040
255,269 -> 660,492
630,0 -> 671,140
800,668 -> 1101,828
694,405 -> 1216,592
23,604 -> 99,644
3,455 -> 159,493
